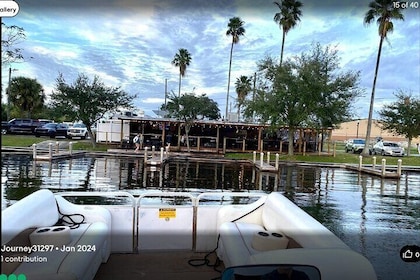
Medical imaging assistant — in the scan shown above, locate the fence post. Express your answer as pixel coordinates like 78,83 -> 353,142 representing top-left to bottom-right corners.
55,141 -> 59,154
358,155 -> 363,171
372,156 -> 376,169
69,142 -> 73,155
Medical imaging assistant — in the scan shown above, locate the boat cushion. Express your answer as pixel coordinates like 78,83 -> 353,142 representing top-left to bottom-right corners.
2,189 -> 59,245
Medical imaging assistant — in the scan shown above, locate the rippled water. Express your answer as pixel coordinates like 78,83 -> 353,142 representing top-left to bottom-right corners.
1,154 -> 419,280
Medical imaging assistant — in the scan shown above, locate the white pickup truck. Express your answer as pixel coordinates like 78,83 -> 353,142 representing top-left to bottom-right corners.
67,123 -> 88,139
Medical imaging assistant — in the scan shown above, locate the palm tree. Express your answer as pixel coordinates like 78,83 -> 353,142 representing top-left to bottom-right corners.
273,0 -> 303,66
9,76 -> 45,118
235,75 -> 252,121
225,17 -> 245,120
362,0 -> 404,155
172,48 -> 192,97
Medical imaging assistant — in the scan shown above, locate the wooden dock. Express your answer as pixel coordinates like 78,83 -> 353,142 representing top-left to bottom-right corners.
345,164 -> 401,178
34,151 -> 85,161
254,161 -> 278,172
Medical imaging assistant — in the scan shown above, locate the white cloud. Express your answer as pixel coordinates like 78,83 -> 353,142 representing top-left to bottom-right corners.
2,0 -> 418,119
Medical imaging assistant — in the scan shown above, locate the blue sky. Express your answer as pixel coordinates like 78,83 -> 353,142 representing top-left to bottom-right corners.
2,0 -> 419,119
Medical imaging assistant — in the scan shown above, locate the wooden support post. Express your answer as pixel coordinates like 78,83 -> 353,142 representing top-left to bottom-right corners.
48,143 -> 53,160
358,155 -> 363,171
275,153 -> 279,170
253,151 -> 256,163
381,159 -> 386,176
260,152 -> 264,166
69,142 -> 73,155
32,144 -> 37,159
372,156 -> 376,169
397,159 -> 402,177
144,147 -> 148,163
267,152 -> 270,164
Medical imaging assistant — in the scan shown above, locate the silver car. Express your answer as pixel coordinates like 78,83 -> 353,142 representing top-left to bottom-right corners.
345,139 -> 365,153
372,141 -> 405,156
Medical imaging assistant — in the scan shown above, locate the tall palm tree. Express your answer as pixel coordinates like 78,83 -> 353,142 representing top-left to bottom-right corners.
225,17 -> 245,120
362,0 -> 404,155
172,48 -> 192,97
235,75 -> 252,121
9,76 -> 45,118
273,0 -> 303,66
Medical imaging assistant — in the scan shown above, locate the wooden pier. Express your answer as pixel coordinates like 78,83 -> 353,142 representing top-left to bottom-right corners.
32,142 -> 85,161
144,146 -> 169,166
252,151 -> 279,172
344,156 -> 402,178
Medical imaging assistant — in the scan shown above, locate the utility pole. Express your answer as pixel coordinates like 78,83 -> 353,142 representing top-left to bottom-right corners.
7,67 -> 11,121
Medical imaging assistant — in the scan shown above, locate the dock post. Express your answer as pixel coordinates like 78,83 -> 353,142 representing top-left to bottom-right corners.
381,159 -> 386,176
358,155 -> 363,171
69,142 -> 73,155
48,143 -> 53,160
260,152 -> 264,166
397,159 -> 402,177
253,151 -> 256,163
32,144 -> 37,159
267,152 -> 270,164
55,141 -> 59,154
165,145 -> 170,156
144,147 -> 148,163
160,147 -> 164,162
152,146 -> 156,157
275,153 -> 279,170
333,142 -> 336,157
372,156 -> 376,169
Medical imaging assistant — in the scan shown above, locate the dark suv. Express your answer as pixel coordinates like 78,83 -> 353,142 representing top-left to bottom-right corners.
5,118 -> 52,134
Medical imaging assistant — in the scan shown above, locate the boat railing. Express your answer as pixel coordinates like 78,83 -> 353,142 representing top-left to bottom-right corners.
54,191 -> 268,252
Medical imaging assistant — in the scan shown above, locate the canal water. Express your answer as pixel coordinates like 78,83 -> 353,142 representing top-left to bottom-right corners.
1,154 -> 419,280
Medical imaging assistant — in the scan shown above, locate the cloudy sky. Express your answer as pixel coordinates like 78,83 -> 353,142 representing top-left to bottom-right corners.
2,0 -> 419,119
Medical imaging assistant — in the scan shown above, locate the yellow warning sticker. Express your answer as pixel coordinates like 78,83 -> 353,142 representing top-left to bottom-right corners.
159,208 -> 176,219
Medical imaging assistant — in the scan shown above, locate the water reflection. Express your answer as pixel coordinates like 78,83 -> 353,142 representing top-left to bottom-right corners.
1,154 -> 419,279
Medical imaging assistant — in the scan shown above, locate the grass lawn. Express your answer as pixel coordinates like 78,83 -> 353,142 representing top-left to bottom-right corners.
1,134 -> 111,152
2,134 -> 419,166
225,152 -> 419,166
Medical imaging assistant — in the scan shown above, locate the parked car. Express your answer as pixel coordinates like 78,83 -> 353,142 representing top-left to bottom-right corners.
34,123 -> 69,138
4,118 -> 53,134
345,139 -> 365,153
1,121 -> 8,134
371,141 -> 405,156
67,123 -> 89,139
6,118 -> 38,134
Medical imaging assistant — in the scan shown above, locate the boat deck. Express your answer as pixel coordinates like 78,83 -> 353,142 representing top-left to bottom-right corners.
94,251 -> 224,280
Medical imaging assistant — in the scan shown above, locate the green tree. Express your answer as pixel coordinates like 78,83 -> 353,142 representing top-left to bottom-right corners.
162,93 -> 220,151
234,75 -> 252,121
51,73 -> 135,147
244,44 -> 362,155
172,48 -> 192,97
378,91 -> 420,156
362,0 -> 404,155
1,23 -> 26,64
273,0 -> 303,66
8,76 -> 45,118
225,17 -> 245,119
